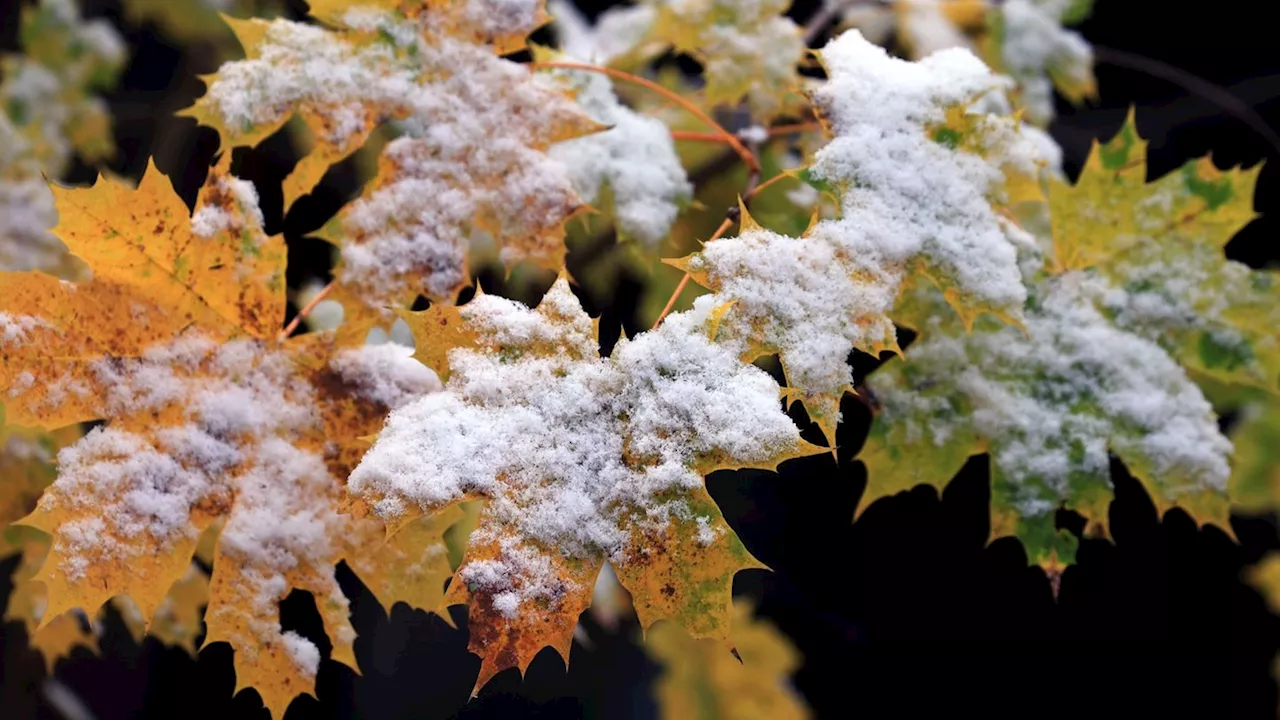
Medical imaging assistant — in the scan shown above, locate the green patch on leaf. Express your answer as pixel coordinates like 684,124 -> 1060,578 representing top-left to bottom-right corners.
1197,331 -> 1252,371
1182,161 -> 1235,211
1099,120 -> 1137,171
932,127 -> 962,149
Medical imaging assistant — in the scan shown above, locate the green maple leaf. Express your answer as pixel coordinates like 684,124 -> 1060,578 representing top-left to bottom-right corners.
861,276 -> 1234,586
1049,113 -> 1275,393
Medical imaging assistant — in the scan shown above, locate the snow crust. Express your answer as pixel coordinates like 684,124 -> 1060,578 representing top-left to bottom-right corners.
0,313 -> 54,347
349,279 -> 801,619
330,342 -> 442,408
281,630 -> 321,677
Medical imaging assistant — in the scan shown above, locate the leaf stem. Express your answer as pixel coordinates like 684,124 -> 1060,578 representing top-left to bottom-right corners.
280,281 -> 334,341
767,122 -> 823,136
670,130 -> 733,142
531,61 -> 760,173
744,171 -> 788,201
652,217 -> 734,329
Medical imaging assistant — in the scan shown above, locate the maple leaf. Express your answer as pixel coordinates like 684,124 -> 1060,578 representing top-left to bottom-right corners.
344,504 -> 467,618
669,31 -> 1042,445
0,423 -> 97,672
647,600 -> 810,720
112,523 -> 219,655
1049,114 -> 1275,393
539,56 -> 694,250
980,0 -> 1097,126
183,2 -> 601,323
0,159 -> 441,718
307,0 -> 552,55
860,273 -> 1234,584
645,0 -> 807,119
114,561 -> 213,655
0,422 -> 208,669
349,278 -> 820,689
1246,552 -> 1280,697
1249,553 -> 1280,615
1223,396 -> 1280,513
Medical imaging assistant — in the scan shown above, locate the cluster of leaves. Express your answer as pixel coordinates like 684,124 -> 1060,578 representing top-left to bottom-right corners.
2,0 -> 1277,716
0,0 -> 124,272
858,114 -> 1265,584
842,0 -> 1096,125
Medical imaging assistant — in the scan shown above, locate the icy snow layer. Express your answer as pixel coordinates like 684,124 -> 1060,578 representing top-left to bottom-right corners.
0,0 -> 125,272
684,31 -> 1039,423
349,279 -> 803,620
198,9 -> 593,306
868,274 -> 1231,522
546,68 -> 692,248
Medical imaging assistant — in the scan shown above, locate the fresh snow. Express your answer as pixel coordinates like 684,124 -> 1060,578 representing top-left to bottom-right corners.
201,11 -> 590,305
545,68 -> 692,248
689,30 -> 1035,403
349,279 -> 802,619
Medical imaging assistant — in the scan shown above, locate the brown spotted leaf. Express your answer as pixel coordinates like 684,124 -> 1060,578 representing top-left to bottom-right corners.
349,278 -> 816,689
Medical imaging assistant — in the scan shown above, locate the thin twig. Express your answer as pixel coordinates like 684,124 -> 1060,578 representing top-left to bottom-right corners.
532,61 -> 759,172
653,273 -> 693,329
652,217 -> 734,329
744,171 -> 790,201
804,0 -> 845,45
1092,45 -> 1280,161
804,0 -> 889,45
768,122 -> 823,136
279,281 -> 334,340
742,141 -> 763,200
670,130 -> 733,142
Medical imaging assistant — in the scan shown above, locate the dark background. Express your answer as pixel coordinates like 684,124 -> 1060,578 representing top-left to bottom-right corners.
2,0 -> 1280,718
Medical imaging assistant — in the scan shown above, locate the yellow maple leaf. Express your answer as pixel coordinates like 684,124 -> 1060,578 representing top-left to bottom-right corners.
0,423 -> 94,671
344,505 -> 464,617
647,600 -> 810,720
0,159 -> 444,718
